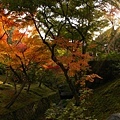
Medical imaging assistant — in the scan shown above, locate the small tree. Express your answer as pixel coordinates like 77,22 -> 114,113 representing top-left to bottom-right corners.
0,13 -> 51,108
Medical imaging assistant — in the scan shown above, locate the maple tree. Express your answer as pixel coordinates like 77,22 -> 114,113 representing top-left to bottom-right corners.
1,0 -> 117,107
0,11 -> 52,108
0,0 -> 107,106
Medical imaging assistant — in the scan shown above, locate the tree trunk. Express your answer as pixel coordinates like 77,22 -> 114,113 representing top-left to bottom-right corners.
82,40 -> 87,54
38,82 -> 42,87
5,82 -> 26,109
3,70 -> 9,84
13,79 -> 17,94
51,54 -> 80,106
64,70 -> 80,106
74,74 -> 81,96
27,81 -> 31,93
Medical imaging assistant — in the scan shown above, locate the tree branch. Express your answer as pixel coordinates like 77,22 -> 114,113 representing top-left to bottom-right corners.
0,32 -> 6,40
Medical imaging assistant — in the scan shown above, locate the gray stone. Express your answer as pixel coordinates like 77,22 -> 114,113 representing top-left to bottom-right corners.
107,113 -> 120,120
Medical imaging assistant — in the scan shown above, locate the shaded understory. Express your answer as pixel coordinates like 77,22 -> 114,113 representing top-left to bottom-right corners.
0,75 -> 59,120
0,74 -> 120,120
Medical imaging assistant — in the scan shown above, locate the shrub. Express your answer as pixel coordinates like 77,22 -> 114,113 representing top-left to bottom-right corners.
37,69 -> 64,90
87,59 -> 120,88
45,88 -> 96,120
0,63 -> 5,75
45,100 -> 96,120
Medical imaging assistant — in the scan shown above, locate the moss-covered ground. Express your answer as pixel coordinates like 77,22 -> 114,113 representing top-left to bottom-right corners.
88,78 -> 120,120
0,74 -> 120,120
0,75 -> 56,116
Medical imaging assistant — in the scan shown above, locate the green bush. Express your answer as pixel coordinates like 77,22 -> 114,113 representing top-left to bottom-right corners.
97,51 -> 120,61
45,88 -> 96,120
45,101 -> 96,120
0,63 -> 5,75
37,69 -> 64,90
88,59 -> 120,88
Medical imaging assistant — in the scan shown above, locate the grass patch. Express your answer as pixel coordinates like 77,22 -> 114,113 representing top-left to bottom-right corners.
0,76 -> 56,116
88,78 -> 120,120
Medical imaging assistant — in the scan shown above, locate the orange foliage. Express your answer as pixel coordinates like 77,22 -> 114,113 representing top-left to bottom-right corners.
0,14 -> 51,70
53,37 -> 92,77
76,74 -> 102,87
15,42 -> 28,53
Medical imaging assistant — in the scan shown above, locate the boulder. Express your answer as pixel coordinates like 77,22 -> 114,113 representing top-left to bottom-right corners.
107,113 -> 120,120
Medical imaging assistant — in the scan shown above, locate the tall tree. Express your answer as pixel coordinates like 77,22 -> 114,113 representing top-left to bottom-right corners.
1,0 -> 110,53
90,1 -> 120,57
0,13 -> 51,108
1,0 -> 111,105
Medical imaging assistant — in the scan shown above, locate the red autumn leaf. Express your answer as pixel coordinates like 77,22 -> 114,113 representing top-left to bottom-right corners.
47,65 -> 60,70
43,65 -> 60,70
16,42 -> 27,53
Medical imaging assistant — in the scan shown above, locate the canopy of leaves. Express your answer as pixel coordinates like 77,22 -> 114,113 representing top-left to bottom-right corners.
0,14 -> 51,71
0,0 -> 119,108
1,0 -> 110,45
